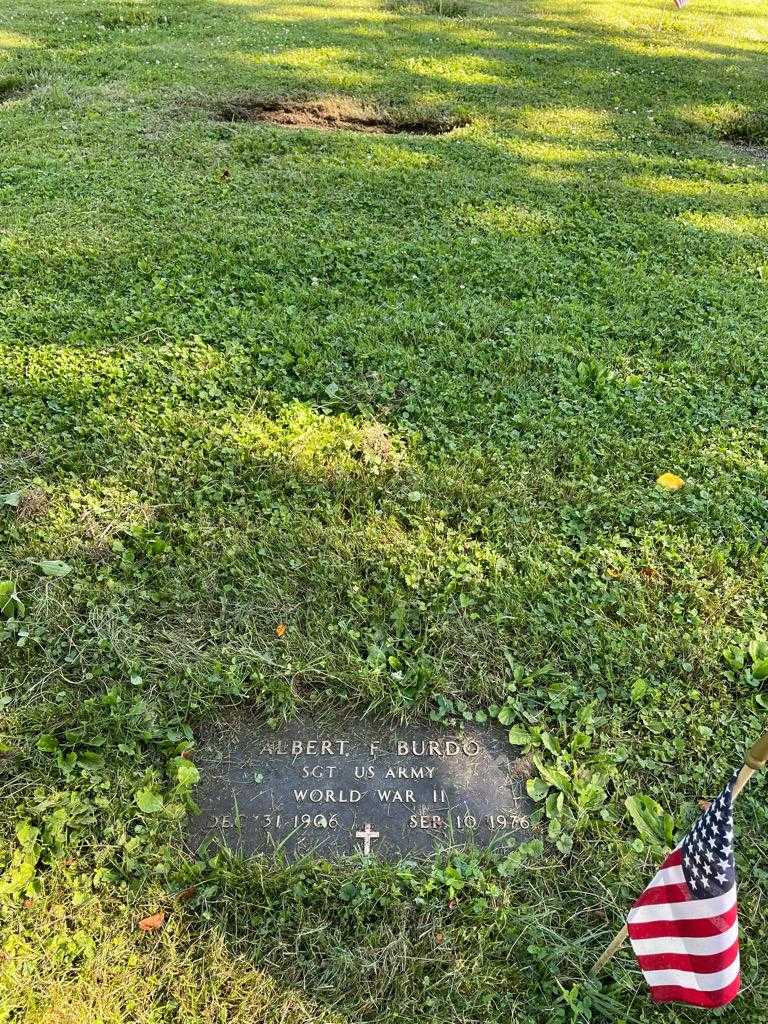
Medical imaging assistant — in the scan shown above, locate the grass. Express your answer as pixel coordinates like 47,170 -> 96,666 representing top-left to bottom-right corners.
1,0 -> 768,1019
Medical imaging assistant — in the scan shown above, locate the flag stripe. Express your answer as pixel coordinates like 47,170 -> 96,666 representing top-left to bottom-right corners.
629,920 -> 738,956
628,885 -> 735,924
661,848 -> 683,869
649,975 -> 741,1008
646,864 -> 686,889
628,901 -> 737,940
635,938 -> 739,974
633,881 -> 691,907
642,952 -> 740,992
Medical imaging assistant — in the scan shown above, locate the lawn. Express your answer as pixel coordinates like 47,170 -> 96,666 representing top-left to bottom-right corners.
1,0 -> 768,1019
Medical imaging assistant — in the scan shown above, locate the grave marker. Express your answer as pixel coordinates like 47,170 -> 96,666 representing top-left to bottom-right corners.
186,714 -> 535,860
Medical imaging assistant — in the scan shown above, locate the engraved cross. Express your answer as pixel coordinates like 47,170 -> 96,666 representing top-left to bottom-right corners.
355,822 -> 380,855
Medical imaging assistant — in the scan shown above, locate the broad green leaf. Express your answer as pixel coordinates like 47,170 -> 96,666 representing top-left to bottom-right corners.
36,734 -> 59,753
135,788 -> 164,814
77,751 -> 104,767
0,582 -> 14,618
507,725 -> 531,746
176,761 -> 200,786
723,647 -> 744,672
0,580 -> 24,619
541,731 -> 561,755
749,638 -> 768,664
630,678 -> 648,702
545,791 -> 562,819
640,710 -> 666,735
625,793 -> 672,846
570,731 -> 591,751
556,833 -> 573,855
0,859 -> 35,895
15,821 -> 40,848
1,492 -> 21,507
526,777 -> 550,801
752,659 -> 768,681
497,705 -> 515,726
536,761 -> 572,794
577,781 -> 608,811
37,560 -> 72,578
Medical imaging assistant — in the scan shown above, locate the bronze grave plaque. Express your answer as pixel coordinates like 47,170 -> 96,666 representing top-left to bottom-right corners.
187,713 -> 535,860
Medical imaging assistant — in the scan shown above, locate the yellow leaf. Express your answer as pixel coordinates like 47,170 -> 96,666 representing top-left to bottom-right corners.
656,472 -> 685,491
275,623 -> 287,637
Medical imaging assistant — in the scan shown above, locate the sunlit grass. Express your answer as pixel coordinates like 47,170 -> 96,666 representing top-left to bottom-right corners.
678,210 -> 767,240
227,403 -> 407,477
0,30 -> 37,52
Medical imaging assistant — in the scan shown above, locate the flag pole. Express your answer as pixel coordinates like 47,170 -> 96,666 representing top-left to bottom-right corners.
590,727 -> 768,976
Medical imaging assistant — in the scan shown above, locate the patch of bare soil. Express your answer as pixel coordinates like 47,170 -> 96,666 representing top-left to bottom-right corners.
15,489 -> 49,523
724,141 -> 768,162
721,111 -> 768,159
216,97 -> 467,136
83,543 -> 114,565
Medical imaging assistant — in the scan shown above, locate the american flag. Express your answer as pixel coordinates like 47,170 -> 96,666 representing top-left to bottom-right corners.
627,774 -> 740,1008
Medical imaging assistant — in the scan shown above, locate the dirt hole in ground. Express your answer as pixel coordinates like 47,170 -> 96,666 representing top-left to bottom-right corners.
0,76 -> 27,104
726,142 -> 768,161
216,97 -> 468,136
721,110 -> 768,159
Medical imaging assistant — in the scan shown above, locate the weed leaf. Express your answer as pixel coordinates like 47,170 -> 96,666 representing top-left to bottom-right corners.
135,789 -> 164,814
37,560 -> 72,578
